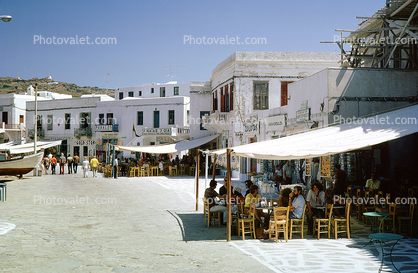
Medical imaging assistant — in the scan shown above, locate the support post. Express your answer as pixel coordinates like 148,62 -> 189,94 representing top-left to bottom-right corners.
195,149 -> 200,211
212,154 -> 217,180
227,148 -> 231,241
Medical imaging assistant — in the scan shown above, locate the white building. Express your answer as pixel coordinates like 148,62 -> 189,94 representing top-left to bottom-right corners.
115,81 -> 190,100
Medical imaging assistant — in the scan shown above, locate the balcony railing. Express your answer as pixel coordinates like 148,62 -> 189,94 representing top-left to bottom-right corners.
28,129 -> 45,138
74,127 -> 93,136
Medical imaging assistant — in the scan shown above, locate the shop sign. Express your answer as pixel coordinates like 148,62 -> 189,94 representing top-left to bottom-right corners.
74,140 -> 96,146
301,100 -> 308,110
156,136 -> 174,143
95,125 -> 113,132
296,108 -> 311,123
265,115 -> 285,132
244,122 -> 259,135
234,131 -> 243,138
142,128 -> 172,135
101,133 -> 118,139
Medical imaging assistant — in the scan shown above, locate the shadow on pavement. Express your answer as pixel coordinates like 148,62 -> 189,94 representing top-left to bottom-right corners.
168,210 -> 227,242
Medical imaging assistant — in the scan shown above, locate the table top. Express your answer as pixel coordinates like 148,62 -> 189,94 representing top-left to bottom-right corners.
363,212 -> 390,217
369,233 -> 403,241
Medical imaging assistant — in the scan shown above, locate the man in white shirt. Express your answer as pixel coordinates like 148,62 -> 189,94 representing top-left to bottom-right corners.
365,173 -> 381,190
306,182 -> 325,235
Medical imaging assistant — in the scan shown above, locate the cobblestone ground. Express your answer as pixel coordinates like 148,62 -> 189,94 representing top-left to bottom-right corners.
0,171 -> 417,273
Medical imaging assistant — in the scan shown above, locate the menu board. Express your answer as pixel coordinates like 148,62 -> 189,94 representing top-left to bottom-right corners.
320,156 -> 331,178
305,158 -> 311,176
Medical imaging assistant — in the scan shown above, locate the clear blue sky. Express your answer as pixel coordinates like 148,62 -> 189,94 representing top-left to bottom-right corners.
1,0 -> 384,89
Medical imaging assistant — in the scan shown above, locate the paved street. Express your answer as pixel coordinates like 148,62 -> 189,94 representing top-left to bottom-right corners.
1,170 -> 417,272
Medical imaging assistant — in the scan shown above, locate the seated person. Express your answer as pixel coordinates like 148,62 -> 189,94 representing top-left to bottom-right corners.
278,188 -> 292,207
244,180 -> 253,196
365,173 -> 381,191
204,180 -> 227,224
306,182 -> 325,235
219,177 -> 233,198
245,185 -> 267,228
288,186 -> 306,219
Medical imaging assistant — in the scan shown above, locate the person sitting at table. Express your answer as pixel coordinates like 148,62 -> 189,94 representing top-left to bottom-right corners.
278,188 -> 292,207
245,185 -> 268,228
365,173 -> 381,191
306,182 -> 325,235
204,179 -> 227,224
244,180 -> 253,196
288,186 -> 306,220
219,177 -> 233,198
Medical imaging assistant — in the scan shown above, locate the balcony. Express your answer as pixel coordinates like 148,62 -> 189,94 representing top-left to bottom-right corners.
28,129 -> 45,138
95,124 -> 119,132
74,127 -> 93,136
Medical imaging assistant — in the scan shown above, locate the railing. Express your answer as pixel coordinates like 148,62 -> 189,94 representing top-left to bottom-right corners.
74,127 -> 93,136
0,123 -> 22,130
28,129 -> 45,137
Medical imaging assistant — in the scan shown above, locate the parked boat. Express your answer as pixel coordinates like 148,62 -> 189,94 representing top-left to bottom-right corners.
0,152 -> 43,176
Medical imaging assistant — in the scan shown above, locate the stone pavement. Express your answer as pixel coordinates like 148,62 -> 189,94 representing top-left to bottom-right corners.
0,172 -> 417,272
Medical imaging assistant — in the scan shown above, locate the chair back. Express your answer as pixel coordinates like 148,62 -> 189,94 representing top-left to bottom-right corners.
237,200 -> 246,219
347,186 -> 353,195
377,191 -> 384,200
389,203 -> 397,217
345,203 -> 351,220
356,188 -> 362,199
273,206 -> 289,221
365,190 -> 373,198
408,188 -> 415,198
385,193 -> 391,203
325,204 -> 333,220
409,202 -> 415,218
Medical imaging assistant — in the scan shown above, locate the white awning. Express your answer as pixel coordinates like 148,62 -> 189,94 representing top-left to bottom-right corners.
7,140 -> 63,154
117,134 -> 220,154
211,105 -> 418,160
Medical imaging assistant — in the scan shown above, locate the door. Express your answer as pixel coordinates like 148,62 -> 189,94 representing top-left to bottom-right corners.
153,111 -> 160,128
249,137 -> 257,173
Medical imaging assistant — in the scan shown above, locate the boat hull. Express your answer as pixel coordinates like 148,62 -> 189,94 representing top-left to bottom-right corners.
0,153 -> 44,176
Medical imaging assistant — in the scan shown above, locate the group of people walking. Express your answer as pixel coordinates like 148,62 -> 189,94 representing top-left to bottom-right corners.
42,153 -> 99,178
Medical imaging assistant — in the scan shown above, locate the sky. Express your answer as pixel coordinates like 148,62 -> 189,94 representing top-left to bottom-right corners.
0,0 -> 385,90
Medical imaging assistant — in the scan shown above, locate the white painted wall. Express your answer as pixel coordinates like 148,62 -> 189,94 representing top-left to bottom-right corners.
115,82 -> 190,100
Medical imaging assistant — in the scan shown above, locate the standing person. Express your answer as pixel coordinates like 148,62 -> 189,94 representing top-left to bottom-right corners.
67,154 -> 73,174
311,158 -> 320,183
334,164 -> 348,197
50,155 -> 57,174
158,160 -> 164,175
59,153 -> 66,175
90,156 -> 99,177
73,154 -> 79,173
288,186 -> 306,220
274,165 -> 283,190
113,156 -> 118,179
306,182 -> 325,235
283,160 -> 292,185
82,157 -> 89,178
43,156 -> 50,175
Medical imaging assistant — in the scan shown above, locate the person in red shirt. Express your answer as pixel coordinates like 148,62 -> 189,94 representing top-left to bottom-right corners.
50,155 -> 57,174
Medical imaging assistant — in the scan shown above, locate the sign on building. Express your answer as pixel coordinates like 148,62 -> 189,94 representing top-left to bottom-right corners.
265,115 -> 285,132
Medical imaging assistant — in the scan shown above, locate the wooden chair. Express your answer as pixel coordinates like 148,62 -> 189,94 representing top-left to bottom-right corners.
290,205 -> 306,239
314,204 -> 333,239
169,166 -> 177,176
269,206 -> 289,243
334,203 -> 351,239
129,167 -> 135,177
398,202 -> 415,237
408,188 -> 415,198
203,198 -> 221,228
379,203 -> 396,233
363,190 -> 375,224
355,188 -> 363,221
238,203 -> 256,240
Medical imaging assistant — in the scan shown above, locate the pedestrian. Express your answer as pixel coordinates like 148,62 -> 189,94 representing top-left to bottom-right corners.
283,160 -> 292,184
82,157 -> 89,178
43,156 -> 50,175
73,154 -> 79,173
50,155 -> 57,174
113,156 -> 118,179
67,154 -> 73,174
59,153 -> 66,175
90,156 -> 99,177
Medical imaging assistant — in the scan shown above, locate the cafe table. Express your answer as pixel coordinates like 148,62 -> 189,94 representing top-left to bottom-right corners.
363,212 -> 390,233
368,233 -> 403,273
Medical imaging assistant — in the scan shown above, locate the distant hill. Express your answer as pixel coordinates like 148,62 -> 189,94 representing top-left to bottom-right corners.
0,77 -> 115,97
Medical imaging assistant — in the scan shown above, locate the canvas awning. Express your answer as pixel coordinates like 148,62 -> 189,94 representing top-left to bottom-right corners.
211,104 -> 418,160
5,140 -> 63,154
117,134 -> 220,154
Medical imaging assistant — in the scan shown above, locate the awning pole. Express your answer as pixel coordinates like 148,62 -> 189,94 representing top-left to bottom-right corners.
205,152 -> 208,190
212,154 -> 217,180
195,149 -> 200,211
227,148 -> 231,241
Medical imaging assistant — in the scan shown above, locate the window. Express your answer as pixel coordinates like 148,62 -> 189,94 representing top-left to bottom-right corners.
174,86 -> 179,96
253,82 -> 269,110
19,115 -> 24,124
47,115 -> 53,130
99,113 -> 105,124
229,82 -> 234,111
160,87 -> 165,97
168,110 -> 175,125
107,113 -> 114,125
65,113 -> 71,129
139,91 -> 142,96
2,112 -> 8,124
37,115 -> 42,130
212,91 -> 218,111
128,91 -> 134,97
137,111 -> 143,125
119,92 -> 124,100
200,111 -> 210,130
280,81 -> 293,106
151,88 -> 154,93
80,112 -> 91,129
187,110 -> 190,125
153,111 -> 160,128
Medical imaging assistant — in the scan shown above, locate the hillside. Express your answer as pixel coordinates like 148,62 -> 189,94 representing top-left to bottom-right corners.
0,77 -> 115,97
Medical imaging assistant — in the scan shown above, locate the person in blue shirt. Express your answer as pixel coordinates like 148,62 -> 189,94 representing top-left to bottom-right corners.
288,186 -> 306,219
